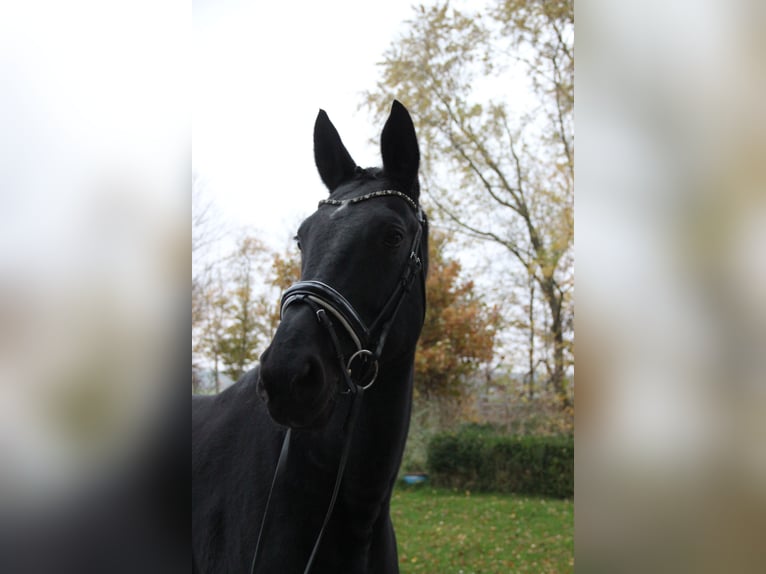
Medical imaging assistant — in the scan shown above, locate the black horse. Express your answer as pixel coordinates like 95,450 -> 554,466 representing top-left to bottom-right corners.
192,101 -> 428,573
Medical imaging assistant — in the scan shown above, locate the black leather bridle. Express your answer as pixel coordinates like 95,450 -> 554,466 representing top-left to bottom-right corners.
281,190 -> 425,390
250,190 -> 426,574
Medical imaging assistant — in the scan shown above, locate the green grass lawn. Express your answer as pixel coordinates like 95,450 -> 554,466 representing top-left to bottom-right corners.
391,486 -> 573,573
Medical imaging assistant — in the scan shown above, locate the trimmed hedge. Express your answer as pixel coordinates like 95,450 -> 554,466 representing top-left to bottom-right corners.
426,426 -> 573,498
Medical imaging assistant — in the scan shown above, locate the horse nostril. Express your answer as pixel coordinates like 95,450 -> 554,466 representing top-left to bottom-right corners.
291,357 -> 324,402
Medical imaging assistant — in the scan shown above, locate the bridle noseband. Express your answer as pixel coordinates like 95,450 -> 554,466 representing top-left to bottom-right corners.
279,189 -> 426,391
250,190 -> 425,574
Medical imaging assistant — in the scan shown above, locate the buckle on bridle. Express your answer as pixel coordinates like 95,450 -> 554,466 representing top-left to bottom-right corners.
400,251 -> 422,288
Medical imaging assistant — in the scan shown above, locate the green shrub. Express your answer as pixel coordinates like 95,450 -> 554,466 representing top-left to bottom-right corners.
427,427 -> 573,498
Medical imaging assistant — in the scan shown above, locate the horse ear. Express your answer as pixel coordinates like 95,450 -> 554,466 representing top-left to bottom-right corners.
314,109 -> 356,192
381,100 -> 420,199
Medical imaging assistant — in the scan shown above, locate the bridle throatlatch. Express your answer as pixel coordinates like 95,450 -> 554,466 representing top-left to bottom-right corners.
250,190 -> 426,574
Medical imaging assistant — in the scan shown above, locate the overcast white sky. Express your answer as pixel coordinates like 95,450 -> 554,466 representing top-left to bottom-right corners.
193,0 -> 477,247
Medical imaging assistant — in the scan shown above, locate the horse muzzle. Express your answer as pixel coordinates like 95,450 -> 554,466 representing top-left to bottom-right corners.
257,332 -> 339,429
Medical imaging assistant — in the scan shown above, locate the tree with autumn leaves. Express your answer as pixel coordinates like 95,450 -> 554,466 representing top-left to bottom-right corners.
416,231 -> 499,400
365,0 -> 574,409
193,234 -> 282,391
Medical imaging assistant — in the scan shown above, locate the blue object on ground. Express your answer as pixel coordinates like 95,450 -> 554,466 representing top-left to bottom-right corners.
402,474 -> 428,485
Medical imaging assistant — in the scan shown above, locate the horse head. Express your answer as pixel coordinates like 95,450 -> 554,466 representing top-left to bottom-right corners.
257,101 -> 427,429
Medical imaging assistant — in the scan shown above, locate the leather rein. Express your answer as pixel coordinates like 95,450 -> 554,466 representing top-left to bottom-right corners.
250,190 -> 426,574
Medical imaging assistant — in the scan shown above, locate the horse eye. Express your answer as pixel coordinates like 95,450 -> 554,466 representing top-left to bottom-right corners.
294,235 -> 302,251
383,229 -> 404,248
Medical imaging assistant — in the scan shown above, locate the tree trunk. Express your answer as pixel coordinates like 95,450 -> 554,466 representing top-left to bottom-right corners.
541,277 -> 570,410
527,275 -> 536,400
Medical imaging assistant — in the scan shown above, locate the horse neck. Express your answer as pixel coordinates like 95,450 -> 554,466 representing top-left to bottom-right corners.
359,354 -> 414,440
344,354 -> 415,489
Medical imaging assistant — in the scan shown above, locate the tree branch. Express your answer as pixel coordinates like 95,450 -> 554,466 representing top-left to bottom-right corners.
550,51 -> 574,176
447,131 -> 523,215
428,192 -> 532,269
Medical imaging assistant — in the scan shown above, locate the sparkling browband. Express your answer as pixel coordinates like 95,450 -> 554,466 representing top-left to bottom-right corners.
318,189 -> 419,212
